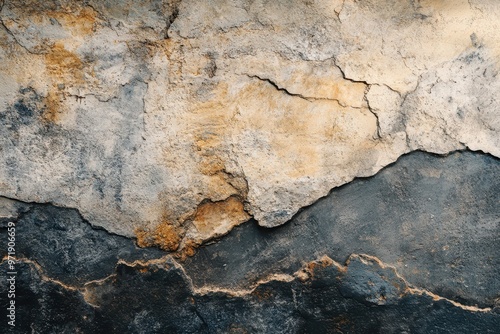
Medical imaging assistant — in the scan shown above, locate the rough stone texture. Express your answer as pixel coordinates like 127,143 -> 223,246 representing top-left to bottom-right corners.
184,151 -> 499,308
1,151 -> 499,333
0,0 -> 499,332
0,197 -> 164,285
1,253 -> 499,333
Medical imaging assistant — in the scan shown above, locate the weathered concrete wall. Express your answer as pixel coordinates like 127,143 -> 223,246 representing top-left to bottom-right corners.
0,0 -> 499,333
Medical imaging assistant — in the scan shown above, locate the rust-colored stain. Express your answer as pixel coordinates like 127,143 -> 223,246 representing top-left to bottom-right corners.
174,196 -> 249,258
174,239 -> 200,261
136,195 -> 248,255
192,196 -> 249,239
135,220 -> 182,252
307,256 -> 334,272
45,43 -> 84,79
299,256 -> 336,281
42,43 -> 86,123
42,91 -> 63,123
197,150 -> 226,177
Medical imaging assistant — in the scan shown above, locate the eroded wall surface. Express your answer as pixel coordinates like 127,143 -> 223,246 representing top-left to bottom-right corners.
0,0 -> 499,333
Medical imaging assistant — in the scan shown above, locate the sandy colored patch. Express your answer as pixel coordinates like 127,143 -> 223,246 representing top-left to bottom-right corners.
191,196 -> 250,241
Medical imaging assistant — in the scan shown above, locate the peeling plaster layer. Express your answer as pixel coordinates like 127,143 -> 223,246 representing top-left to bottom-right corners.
1,151 -> 498,330
0,0 -> 499,245
0,196 -> 165,285
0,1 -> 499,331
184,151 -> 499,308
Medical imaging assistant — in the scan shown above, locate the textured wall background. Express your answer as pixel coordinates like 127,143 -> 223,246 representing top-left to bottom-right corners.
0,0 -> 499,333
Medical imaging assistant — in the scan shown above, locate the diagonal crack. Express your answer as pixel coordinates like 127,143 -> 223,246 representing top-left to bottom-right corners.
245,74 -> 313,102
244,73 -> 361,108
0,16 -> 36,54
351,254 -> 493,313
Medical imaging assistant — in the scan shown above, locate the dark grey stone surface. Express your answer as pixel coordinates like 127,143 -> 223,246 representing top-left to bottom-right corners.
0,261 -> 96,334
1,255 -> 499,334
0,199 -> 164,285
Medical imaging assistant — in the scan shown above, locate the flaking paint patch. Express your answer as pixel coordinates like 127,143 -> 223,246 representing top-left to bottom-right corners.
1,0 -> 499,251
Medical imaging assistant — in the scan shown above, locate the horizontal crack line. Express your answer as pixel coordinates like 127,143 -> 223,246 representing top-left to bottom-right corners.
115,253 -> 495,312
3,252 -> 494,313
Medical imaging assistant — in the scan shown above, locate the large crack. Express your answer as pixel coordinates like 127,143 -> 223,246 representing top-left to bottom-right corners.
349,254 -> 492,313
0,1 -> 498,331
363,84 -> 382,139
244,64 -> 385,138
244,73 -> 361,108
0,150 -> 498,334
6,252 -> 492,314
245,74 -> 314,102
181,150 -> 499,308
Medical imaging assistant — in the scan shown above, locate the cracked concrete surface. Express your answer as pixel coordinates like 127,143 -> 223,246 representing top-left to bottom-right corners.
0,0 -> 499,332
1,0 -> 499,243
183,151 -> 500,309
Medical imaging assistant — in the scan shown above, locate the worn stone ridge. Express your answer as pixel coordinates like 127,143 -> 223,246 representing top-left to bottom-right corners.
1,0 -> 499,243
1,254 -> 498,334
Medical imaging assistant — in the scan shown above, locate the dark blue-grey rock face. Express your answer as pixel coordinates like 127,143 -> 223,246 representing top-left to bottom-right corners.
1,255 -> 499,334
184,151 -> 500,308
0,150 -> 499,333
0,202 -> 164,285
